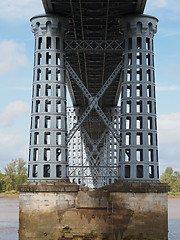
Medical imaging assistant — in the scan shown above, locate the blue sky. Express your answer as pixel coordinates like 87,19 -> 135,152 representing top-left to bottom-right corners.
0,0 -> 180,175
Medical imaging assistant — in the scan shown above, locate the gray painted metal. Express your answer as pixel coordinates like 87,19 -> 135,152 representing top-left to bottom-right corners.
67,14 -> 160,185
42,1 -> 147,15
28,15 -> 69,181
67,107 -> 121,188
64,40 -> 124,52
119,14 -> 159,181
27,0 -> 160,185
41,0 -> 147,114
65,59 -> 123,143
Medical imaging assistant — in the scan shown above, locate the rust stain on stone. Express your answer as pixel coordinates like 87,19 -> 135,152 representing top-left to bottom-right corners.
19,182 -> 168,240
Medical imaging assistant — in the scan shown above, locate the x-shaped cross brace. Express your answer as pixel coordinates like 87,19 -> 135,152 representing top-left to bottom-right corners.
82,127 -> 107,166
65,59 -> 123,144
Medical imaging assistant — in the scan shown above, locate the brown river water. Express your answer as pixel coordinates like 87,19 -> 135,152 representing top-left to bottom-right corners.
0,198 -> 179,240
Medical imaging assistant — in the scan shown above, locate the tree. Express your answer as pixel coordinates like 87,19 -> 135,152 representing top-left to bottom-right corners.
0,171 -> 5,192
2,158 -> 27,192
3,159 -> 17,191
161,167 -> 173,185
161,167 -> 180,193
15,158 -> 27,187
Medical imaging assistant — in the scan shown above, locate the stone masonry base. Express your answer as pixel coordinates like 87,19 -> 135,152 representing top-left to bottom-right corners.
19,182 -> 169,240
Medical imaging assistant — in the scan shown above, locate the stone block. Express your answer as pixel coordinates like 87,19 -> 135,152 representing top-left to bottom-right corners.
19,182 -> 169,240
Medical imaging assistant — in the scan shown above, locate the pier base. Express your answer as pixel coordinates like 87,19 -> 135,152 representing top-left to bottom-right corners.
19,182 -> 169,240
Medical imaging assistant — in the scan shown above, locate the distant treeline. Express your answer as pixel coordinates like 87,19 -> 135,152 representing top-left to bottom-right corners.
160,167 -> 180,193
0,159 -> 179,193
0,158 -> 27,192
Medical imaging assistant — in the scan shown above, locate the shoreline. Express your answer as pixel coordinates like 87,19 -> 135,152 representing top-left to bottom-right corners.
0,193 -> 19,199
0,193 -> 180,199
168,194 -> 180,199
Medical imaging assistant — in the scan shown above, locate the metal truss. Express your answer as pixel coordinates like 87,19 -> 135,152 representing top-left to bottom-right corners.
68,124 -> 119,188
65,59 -> 123,143
65,40 -> 124,52
82,127 -> 107,164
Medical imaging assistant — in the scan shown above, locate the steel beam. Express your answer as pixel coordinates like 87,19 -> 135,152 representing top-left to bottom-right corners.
65,40 -> 124,52
65,59 -> 123,143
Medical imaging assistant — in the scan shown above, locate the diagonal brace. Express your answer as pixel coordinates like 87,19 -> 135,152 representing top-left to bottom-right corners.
65,59 -> 123,143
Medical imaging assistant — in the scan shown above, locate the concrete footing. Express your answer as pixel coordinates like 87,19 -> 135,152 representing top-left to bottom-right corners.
19,182 -> 169,240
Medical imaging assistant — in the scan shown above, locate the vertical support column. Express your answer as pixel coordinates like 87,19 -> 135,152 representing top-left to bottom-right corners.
119,14 -> 159,181
107,107 -> 121,185
28,15 -> 68,181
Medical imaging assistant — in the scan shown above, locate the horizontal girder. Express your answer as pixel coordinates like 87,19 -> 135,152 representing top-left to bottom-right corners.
65,40 -> 124,52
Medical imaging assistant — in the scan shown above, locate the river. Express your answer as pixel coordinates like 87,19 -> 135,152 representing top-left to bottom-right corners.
0,198 -> 179,240
0,198 -> 19,240
168,198 -> 180,240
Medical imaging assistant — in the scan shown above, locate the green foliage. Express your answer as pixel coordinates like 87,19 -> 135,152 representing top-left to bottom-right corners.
0,158 -> 27,192
0,171 -> 5,192
160,167 -> 180,193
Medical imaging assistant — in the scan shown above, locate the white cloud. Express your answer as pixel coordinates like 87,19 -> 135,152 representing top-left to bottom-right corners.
0,131 -> 29,171
165,0 -> 180,12
0,0 -> 44,21
160,30 -> 180,37
173,54 -> 180,57
0,40 -> 29,76
148,0 -> 168,8
157,86 -> 180,91
158,112 -> 180,143
158,112 -> 180,173
0,101 -> 29,127
156,63 -> 180,82
15,87 -> 31,91
146,0 -> 180,13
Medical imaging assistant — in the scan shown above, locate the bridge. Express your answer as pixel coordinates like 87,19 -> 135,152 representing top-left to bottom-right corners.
27,0 -> 160,187
42,0 -> 146,142
18,1 -> 169,239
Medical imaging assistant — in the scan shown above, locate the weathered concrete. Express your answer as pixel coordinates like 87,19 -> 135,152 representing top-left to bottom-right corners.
19,182 -> 169,240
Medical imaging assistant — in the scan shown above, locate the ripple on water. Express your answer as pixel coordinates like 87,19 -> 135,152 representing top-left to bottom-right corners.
0,198 -> 19,240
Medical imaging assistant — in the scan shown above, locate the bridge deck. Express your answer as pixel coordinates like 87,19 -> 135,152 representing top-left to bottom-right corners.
42,0 -> 147,141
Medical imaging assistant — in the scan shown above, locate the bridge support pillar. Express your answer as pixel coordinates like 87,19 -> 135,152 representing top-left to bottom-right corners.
119,14 -> 160,182
28,15 -> 69,181
19,182 -> 169,240
19,10 -> 169,240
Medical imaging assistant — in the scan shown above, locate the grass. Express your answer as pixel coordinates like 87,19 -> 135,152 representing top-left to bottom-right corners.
0,190 -> 19,198
168,192 -> 180,196
0,190 -> 19,194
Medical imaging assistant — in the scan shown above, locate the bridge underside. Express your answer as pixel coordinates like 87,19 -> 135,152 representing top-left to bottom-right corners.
28,0 -> 160,186
42,0 -> 147,143
22,4 -> 168,238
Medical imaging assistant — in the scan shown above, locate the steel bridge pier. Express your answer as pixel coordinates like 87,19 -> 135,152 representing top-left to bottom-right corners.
19,1 -> 169,240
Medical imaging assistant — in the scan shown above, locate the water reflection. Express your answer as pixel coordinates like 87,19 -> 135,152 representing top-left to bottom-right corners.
168,198 -> 180,240
0,198 -> 19,240
0,197 -> 180,240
